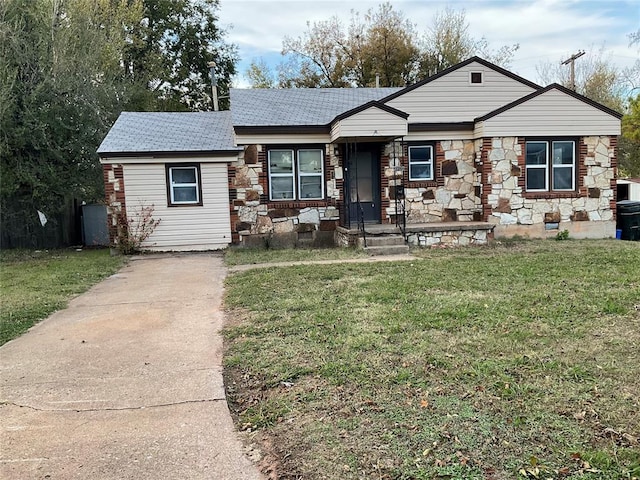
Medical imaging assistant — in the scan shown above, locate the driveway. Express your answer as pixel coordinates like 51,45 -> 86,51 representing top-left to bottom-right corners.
1,253 -> 263,480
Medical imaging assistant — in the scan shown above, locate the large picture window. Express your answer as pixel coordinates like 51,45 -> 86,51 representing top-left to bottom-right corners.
525,140 -> 576,192
268,148 -> 324,200
166,164 -> 202,206
408,145 -> 434,181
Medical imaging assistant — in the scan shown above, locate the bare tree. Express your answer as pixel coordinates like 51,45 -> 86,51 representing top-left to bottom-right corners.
419,7 -> 519,77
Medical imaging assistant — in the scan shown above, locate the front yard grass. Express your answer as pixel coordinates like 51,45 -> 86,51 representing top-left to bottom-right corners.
223,239 -> 640,479
0,249 -> 124,345
224,245 -> 367,266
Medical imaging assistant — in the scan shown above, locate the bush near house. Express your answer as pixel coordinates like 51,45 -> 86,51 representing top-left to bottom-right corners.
0,249 -> 124,345
224,240 -> 640,479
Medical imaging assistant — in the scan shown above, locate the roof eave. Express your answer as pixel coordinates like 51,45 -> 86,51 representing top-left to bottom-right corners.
98,149 -> 242,159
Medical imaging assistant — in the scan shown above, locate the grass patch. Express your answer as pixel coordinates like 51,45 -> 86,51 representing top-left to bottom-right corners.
224,245 -> 367,266
223,240 -> 640,479
0,248 -> 125,345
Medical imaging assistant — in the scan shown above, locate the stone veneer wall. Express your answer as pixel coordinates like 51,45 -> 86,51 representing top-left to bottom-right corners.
102,163 -> 126,247
228,144 -> 342,246
484,136 -> 617,238
382,140 -> 483,223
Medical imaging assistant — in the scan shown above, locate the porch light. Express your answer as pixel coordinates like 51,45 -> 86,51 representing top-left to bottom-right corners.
334,146 -> 340,156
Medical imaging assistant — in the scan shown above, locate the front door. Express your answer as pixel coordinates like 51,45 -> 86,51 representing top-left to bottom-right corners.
347,145 -> 381,224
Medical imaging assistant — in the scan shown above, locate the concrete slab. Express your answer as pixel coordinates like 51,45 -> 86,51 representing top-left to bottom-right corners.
0,253 -> 263,480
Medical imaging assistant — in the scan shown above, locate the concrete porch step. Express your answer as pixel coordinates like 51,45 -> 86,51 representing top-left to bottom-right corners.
364,234 -> 406,247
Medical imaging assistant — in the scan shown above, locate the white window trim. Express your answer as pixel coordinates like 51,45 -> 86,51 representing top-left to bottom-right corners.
525,141 -> 549,192
169,166 -> 200,204
268,149 -> 296,201
408,145 -> 434,181
469,71 -> 484,86
297,149 -> 324,200
525,140 -> 576,192
551,141 -> 576,191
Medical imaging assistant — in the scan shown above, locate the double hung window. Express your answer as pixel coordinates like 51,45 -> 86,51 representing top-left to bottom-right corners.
525,140 -> 575,192
408,145 -> 434,181
268,148 -> 324,200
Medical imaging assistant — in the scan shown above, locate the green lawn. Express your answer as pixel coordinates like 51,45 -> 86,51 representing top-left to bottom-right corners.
223,240 -> 640,480
0,249 -> 125,345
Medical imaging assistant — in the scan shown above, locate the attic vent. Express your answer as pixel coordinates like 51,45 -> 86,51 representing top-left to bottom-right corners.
470,72 -> 483,84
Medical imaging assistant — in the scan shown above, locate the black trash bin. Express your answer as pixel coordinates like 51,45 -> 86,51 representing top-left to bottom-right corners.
617,200 -> 640,241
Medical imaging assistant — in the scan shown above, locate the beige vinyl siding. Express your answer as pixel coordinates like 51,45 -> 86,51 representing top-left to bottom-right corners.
234,133 -> 331,145
475,89 -> 622,137
330,107 -> 407,141
405,130 -> 474,142
123,162 -> 231,251
387,62 -> 536,123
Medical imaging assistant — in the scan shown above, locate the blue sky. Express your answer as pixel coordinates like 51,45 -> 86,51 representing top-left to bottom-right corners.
218,0 -> 639,88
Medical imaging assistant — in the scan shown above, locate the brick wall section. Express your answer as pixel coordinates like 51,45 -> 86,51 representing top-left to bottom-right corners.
102,163 -> 126,246
228,164 -> 240,243
578,137 -> 588,196
480,138 -> 492,221
610,135 -> 618,220
435,142 -> 445,187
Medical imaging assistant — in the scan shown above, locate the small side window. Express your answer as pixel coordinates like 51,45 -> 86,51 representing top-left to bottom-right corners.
470,72 -> 483,84
166,164 -> 203,206
408,145 -> 434,181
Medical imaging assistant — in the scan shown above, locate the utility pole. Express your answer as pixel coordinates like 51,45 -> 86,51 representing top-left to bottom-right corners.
208,61 -> 219,111
561,50 -> 585,91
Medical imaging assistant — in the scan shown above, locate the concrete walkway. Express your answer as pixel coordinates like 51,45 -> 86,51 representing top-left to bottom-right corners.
1,254 -> 263,480
227,253 -> 416,273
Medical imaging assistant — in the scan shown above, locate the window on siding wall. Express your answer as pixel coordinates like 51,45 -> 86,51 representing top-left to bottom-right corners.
525,140 -> 576,192
167,164 -> 202,206
408,145 -> 434,181
268,148 -> 324,200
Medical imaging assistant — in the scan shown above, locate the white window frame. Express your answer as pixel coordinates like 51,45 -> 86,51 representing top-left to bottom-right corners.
408,145 -> 434,181
525,140 -> 576,192
268,147 -> 325,201
297,149 -> 324,200
168,165 -> 200,205
525,141 -> 549,192
551,141 -> 576,191
268,149 -> 296,200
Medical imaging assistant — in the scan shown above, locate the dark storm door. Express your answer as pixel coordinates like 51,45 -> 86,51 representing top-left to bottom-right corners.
348,147 -> 381,223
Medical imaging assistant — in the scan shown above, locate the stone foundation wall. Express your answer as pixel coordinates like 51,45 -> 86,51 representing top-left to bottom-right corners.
383,140 -> 483,223
229,144 -> 341,246
406,228 -> 490,247
485,135 -> 617,238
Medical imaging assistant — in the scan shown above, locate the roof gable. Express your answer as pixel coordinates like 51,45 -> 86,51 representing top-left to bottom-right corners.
474,83 -> 622,137
333,100 -> 409,122
476,83 -> 623,122
380,56 -> 541,104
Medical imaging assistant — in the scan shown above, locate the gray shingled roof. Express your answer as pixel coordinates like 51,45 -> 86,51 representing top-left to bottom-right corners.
230,87 -> 402,126
97,111 -> 238,155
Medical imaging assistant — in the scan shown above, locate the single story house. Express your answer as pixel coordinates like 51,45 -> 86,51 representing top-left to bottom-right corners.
97,56 -> 622,251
